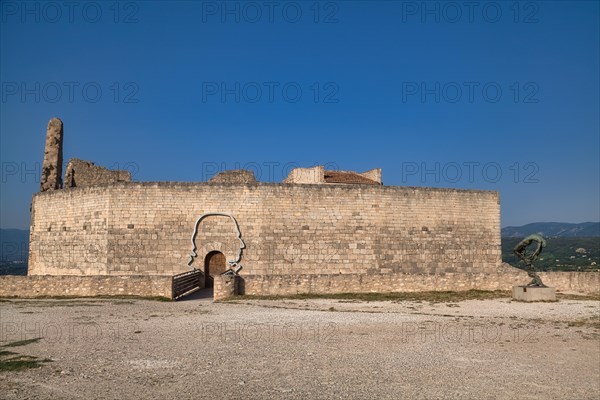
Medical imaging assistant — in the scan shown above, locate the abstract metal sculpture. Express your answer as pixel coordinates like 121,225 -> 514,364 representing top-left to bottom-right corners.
513,234 -> 547,287
188,213 -> 245,274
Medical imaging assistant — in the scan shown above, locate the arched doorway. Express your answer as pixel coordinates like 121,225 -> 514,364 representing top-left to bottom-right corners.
204,251 -> 227,288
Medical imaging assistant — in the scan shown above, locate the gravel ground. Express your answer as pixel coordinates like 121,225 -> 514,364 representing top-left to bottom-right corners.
0,292 -> 599,400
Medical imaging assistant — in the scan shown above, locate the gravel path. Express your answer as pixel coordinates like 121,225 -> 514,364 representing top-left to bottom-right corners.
1,293 -> 599,400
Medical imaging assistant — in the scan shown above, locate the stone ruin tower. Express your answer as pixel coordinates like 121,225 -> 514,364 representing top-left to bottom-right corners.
38,117 -> 132,191
39,118 -> 63,192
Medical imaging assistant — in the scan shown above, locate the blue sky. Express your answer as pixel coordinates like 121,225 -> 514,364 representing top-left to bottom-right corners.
1,0 -> 599,229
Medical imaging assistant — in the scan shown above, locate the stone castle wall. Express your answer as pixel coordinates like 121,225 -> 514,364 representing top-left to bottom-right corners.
28,182 -> 501,279
0,275 -> 173,299
239,269 -> 600,297
2,270 -> 596,300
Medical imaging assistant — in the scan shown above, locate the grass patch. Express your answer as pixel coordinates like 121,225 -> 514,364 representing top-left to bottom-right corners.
566,317 -> 600,329
228,290 -> 510,303
557,293 -> 600,301
0,356 -> 52,372
511,299 -> 559,303
0,295 -> 172,304
138,296 -> 172,302
0,338 -> 51,372
95,295 -> 172,302
2,338 -> 41,348
88,295 -> 172,302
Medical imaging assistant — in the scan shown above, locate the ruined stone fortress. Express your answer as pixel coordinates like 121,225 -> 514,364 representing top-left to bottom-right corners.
2,118 -> 597,299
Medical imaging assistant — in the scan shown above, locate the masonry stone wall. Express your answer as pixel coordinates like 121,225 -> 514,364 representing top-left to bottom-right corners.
214,274 -> 240,301
283,166 -> 325,183
240,269 -> 600,296
64,158 -> 131,188
538,271 -> 600,295
0,275 -> 173,299
2,270 -> 596,300
209,170 -> 257,184
28,188 -> 110,275
28,182 -> 501,283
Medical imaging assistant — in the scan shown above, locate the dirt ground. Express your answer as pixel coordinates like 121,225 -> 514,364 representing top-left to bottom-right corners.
1,291 -> 599,400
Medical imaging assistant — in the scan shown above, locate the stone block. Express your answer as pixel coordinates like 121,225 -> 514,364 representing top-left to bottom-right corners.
214,274 -> 239,301
512,286 -> 556,302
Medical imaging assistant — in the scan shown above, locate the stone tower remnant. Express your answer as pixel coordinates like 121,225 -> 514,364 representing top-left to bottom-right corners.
40,118 -> 63,192
64,158 -> 132,188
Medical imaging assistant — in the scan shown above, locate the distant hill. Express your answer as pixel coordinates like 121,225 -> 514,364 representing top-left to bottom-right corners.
501,222 -> 600,238
502,236 -> 599,272
0,228 -> 29,262
0,229 -> 29,275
